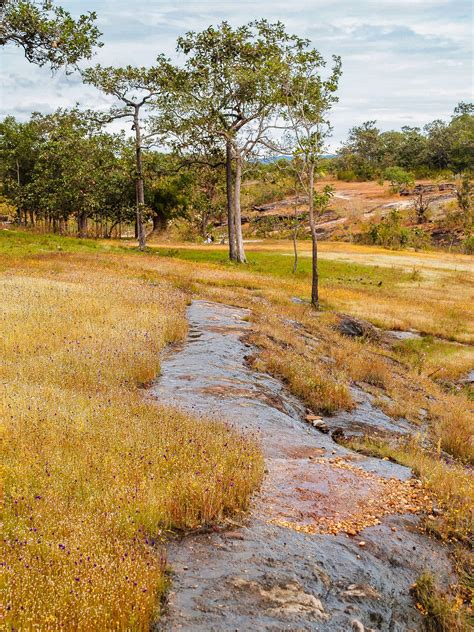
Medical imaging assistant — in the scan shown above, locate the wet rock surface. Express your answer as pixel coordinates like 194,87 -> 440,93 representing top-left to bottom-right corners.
152,300 -> 453,632
321,386 -> 416,441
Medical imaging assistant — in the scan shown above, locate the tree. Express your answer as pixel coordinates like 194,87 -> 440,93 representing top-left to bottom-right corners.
185,163 -> 225,239
337,121 -> 383,180
383,166 -> 414,193
449,103 -> 474,172
425,119 -> 451,170
413,190 -> 433,224
0,0 -> 102,69
0,116 -> 41,225
455,174 -> 473,232
284,49 -> 341,307
82,61 -> 175,249
144,153 -> 191,234
0,110 -> 134,235
165,21 -> 300,262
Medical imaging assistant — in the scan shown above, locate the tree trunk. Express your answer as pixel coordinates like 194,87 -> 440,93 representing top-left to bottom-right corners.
308,165 -> 319,307
292,193 -> 298,274
233,151 -> 246,263
292,227 -> 298,274
134,106 -> 146,251
77,212 -> 88,237
226,140 -> 237,260
104,221 -> 119,239
151,211 -> 167,234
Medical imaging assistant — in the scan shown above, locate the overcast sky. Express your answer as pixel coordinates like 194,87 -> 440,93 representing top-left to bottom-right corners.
1,0 -> 472,149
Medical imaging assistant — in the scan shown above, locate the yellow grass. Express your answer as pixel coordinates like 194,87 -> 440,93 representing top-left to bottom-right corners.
2,258 -> 263,630
146,238 -> 474,344
2,231 -> 472,629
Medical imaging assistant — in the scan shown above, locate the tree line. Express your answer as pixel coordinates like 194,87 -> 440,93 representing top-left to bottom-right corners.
2,1 -> 472,306
2,1 -> 345,306
332,104 -> 473,182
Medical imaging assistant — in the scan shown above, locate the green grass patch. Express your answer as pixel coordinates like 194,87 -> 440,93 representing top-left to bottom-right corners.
155,246 -> 410,289
0,229 -> 121,257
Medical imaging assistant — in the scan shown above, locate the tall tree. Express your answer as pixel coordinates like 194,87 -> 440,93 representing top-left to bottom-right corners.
284,48 -> 341,307
0,0 -> 102,69
82,61 -> 174,249
165,21 -> 299,262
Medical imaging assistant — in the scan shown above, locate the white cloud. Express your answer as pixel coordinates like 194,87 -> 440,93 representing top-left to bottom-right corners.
1,0 -> 472,149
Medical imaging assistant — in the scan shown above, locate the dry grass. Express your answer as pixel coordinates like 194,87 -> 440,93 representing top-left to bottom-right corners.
428,396 -> 474,464
2,230 -> 472,630
411,571 -> 467,632
1,257 -> 263,630
145,239 -> 474,344
246,307 -> 354,414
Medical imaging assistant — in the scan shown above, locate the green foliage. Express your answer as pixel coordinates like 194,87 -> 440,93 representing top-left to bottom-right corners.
383,166 -> 415,192
359,210 -> 431,250
165,20 -> 305,156
0,110 -> 136,233
461,234 -> 474,254
335,103 -> 474,180
81,60 -> 174,115
0,0 -> 102,69
455,175 -> 473,231
152,245 -> 411,289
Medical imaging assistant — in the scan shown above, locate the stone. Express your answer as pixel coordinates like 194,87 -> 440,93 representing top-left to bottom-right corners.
232,578 -> 329,620
336,314 -> 380,340
313,420 -> 329,432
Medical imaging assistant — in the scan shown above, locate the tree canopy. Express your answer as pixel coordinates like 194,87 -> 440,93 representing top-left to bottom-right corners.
0,0 -> 102,69
335,104 -> 474,180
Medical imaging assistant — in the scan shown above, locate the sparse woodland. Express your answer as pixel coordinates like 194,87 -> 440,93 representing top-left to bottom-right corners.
1,2 -> 473,631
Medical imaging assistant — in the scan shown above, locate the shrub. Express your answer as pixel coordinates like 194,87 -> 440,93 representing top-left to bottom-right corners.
358,210 -> 431,250
383,166 -> 415,193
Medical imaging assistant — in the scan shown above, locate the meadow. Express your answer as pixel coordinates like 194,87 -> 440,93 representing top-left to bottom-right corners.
2,228 -> 473,629
1,231 -> 263,630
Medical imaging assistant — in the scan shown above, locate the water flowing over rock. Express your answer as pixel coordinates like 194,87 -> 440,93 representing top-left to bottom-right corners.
152,300 -> 453,631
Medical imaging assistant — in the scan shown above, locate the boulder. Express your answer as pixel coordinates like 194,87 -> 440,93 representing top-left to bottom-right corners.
336,314 -> 380,340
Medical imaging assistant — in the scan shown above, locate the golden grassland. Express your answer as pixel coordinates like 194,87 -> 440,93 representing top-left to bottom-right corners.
147,238 -> 474,345
2,252 -> 263,630
1,230 -> 473,628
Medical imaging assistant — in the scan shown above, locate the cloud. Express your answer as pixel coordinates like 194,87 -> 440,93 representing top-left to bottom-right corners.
1,0 -> 471,149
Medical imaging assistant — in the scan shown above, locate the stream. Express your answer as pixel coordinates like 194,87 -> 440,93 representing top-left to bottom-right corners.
152,300 -> 453,632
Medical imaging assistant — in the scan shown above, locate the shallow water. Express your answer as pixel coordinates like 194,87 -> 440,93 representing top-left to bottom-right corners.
153,300 -> 452,632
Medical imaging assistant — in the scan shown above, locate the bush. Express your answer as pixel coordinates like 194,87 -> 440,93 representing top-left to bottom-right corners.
383,166 -> 415,193
358,210 -> 431,249
461,234 -> 474,254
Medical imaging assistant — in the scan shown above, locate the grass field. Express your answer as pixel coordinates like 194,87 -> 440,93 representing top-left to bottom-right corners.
151,240 -> 474,345
2,228 -> 473,629
1,230 -> 263,630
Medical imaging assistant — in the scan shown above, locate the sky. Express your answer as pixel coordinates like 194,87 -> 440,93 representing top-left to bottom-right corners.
1,0 -> 472,150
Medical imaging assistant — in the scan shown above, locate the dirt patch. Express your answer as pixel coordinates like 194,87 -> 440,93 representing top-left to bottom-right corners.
269,457 -> 432,536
